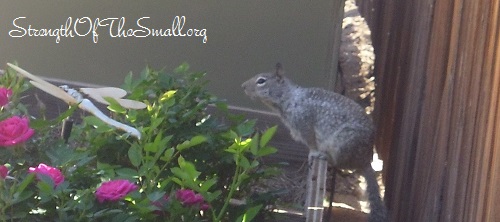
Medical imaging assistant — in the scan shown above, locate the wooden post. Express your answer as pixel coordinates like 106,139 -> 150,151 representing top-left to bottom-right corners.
304,0 -> 343,219
327,0 -> 347,90
305,151 -> 329,222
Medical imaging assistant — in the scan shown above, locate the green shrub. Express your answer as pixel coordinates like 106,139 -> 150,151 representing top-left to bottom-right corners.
0,63 -> 280,222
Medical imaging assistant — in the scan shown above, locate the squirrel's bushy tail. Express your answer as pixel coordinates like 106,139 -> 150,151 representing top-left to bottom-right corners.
362,166 -> 388,222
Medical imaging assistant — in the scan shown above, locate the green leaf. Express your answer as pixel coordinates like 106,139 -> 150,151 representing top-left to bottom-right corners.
122,72 -> 135,91
96,162 -> 117,177
29,105 -> 78,129
171,177 -> 183,186
174,62 -> 190,73
112,214 -> 139,222
55,181 -> 69,192
190,135 -> 207,146
177,155 -> 186,166
216,101 -> 228,113
84,116 -> 113,133
239,156 -> 251,169
147,191 -> 167,202
251,160 -> 260,168
76,155 -> 96,167
84,115 -> 105,126
183,163 -> 201,180
171,167 -> 190,182
225,148 -> 238,154
257,146 -> 278,157
204,190 -> 222,202
154,132 -> 171,149
260,126 -> 277,148
226,142 -> 240,153
116,168 -> 138,179
222,130 -> 239,140
250,133 -> 259,156
160,90 -> 177,102
37,175 -> 55,201
236,204 -> 263,222
11,190 -> 34,205
175,156 -> 201,181
16,173 -> 35,193
238,172 -> 249,182
160,147 -> 175,162
144,143 -> 158,153
176,135 -> 207,151
128,144 -> 143,167
104,96 -> 127,114
236,119 -> 256,137
149,117 -> 165,131
91,209 -> 123,217
149,135 -> 173,165
200,177 -> 217,192
158,71 -> 173,88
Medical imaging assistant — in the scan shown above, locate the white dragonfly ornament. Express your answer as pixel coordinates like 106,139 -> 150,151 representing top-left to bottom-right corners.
7,63 -> 146,139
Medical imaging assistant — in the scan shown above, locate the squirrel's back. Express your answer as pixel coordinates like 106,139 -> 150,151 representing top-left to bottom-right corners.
302,87 -> 374,168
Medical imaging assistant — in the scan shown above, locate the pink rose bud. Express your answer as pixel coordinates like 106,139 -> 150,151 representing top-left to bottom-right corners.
0,165 -> 8,179
28,163 -> 64,187
200,203 -> 210,211
95,179 -> 138,203
0,88 -> 12,107
176,189 -> 205,206
0,116 -> 35,147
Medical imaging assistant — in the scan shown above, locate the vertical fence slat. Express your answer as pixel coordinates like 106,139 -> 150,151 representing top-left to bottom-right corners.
357,0 -> 500,221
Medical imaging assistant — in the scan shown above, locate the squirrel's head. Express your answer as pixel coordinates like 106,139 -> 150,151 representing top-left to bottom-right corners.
242,63 -> 289,107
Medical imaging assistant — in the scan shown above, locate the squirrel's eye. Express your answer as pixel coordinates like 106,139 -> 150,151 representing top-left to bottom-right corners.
256,78 -> 266,85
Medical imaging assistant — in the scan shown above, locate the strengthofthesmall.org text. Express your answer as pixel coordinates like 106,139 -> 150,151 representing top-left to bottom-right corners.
9,16 -> 208,44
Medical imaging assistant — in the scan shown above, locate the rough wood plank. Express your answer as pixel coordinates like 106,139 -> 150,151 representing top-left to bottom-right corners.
304,152 -> 328,222
357,0 -> 500,221
483,3 -> 500,220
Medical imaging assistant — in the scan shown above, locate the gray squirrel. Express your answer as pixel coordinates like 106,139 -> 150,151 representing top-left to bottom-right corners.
242,63 -> 387,222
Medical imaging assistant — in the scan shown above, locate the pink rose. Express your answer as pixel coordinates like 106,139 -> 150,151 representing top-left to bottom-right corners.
0,165 -> 8,179
154,189 -> 210,215
176,189 -> 209,210
0,88 -> 12,107
28,163 -> 64,186
0,116 -> 35,147
95,179 -> 138,203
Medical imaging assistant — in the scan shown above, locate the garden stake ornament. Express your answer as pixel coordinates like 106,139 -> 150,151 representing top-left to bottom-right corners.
7,63 -> 146,139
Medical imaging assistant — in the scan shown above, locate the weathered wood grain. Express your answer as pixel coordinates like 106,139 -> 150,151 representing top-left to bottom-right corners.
356,0 -> 500,221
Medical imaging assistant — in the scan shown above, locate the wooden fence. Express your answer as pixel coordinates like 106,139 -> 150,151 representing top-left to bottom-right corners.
357,0 -> 500,221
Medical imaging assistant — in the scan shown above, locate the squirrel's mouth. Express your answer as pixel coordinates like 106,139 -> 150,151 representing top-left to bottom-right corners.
244,91 -> 256,100
241,87 -> 254,99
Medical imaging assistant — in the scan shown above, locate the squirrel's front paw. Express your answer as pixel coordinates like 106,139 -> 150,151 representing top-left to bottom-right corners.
308,151 -> 328,160
307,151 -> 328,169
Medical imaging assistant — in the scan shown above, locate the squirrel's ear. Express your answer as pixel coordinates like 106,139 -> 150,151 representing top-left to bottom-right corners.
275,63 -> 284,79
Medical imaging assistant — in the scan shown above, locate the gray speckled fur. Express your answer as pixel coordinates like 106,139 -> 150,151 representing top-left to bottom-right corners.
242,68 -> 374,169
242,64 -> 386,222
